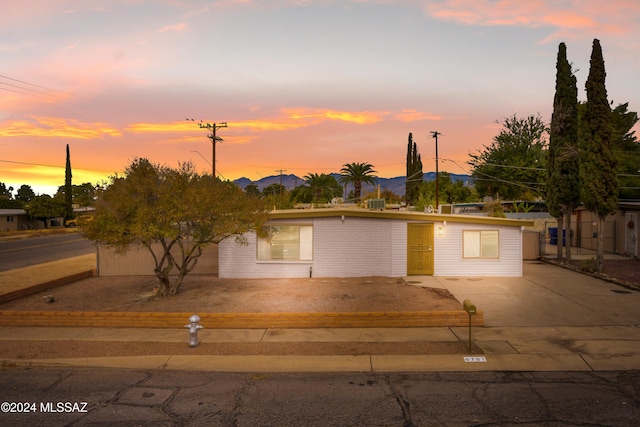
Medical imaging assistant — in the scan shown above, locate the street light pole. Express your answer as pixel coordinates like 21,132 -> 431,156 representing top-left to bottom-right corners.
430,131 -> 441,210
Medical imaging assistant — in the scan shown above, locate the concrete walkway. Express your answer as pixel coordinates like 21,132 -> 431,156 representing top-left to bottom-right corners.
1,257 -> 640,372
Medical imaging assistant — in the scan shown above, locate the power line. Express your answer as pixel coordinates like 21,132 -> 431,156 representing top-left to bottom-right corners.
477,163 -> 546,171
0,158 -> 113,174
0,74 -> 66,94
0,81 -> 60,99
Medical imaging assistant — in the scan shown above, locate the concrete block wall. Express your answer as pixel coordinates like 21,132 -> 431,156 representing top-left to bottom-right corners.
98,243 -> 218,276
311,217 -> 393,277
435,223 -> 523,276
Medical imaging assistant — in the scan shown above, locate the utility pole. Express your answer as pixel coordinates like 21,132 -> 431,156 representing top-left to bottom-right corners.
276,169 -> 287,209
187,119 -> 227,179
430,131 -> 441,210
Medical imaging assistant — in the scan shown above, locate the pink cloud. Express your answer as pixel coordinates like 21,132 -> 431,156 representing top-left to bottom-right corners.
157,22 -> 189,33
425,0 -> 640,42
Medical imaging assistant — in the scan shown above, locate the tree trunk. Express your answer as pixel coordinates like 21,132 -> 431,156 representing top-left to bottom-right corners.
155,273 -> 172,296
154,242 -> 202,296
555,215 -> 563,260
564,210 -> 572,262
596,216 -> 605,273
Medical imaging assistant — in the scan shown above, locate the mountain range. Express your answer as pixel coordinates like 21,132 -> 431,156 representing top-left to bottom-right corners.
233,172 -> 471,197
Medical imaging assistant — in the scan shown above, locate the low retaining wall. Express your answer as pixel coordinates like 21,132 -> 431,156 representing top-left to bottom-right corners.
0,310 -> 484,329
0,270 -> 95,305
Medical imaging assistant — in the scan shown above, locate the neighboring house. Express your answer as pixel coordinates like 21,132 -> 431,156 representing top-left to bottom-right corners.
573,203 -> 640,258
219,209 -> 534,279
0,209 -> 41,232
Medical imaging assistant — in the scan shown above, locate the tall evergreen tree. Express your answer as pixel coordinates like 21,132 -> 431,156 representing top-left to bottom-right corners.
64,144 -> 73,219
547,42 -> 580,261
405,133 -> 422,206
579,39 -> 618,273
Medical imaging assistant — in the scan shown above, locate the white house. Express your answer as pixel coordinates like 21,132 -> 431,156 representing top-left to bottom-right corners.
219,209 -> 535,279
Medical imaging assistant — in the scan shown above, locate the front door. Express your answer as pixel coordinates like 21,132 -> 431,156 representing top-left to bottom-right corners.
407,223 -> 434,275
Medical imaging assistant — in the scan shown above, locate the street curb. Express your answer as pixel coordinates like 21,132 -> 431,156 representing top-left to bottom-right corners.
0,309 -> 484,329
0,269 -> 95,304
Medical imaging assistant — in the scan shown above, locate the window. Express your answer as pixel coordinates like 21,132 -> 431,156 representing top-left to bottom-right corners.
257,225 -> 313,261
463,230 -> 499,259
6,216 -> 14,222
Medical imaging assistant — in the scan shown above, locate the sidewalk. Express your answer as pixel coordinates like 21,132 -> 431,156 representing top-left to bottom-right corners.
2,257 -> 640,372
3,323 -> 638,371
0,254 -> 95,294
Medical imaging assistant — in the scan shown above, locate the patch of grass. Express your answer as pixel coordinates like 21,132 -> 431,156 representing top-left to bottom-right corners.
580,257 -> 597,273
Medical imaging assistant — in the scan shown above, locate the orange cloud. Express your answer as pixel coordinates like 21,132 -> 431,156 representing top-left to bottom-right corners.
394,110 -> 442,122
127,122 -> 195,133
0,118 -> 121,139
283,108 -> 387,125
129,108 -> 388,136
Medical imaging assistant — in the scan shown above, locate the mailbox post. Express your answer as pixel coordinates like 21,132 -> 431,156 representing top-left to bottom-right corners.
463,299 -> 477,353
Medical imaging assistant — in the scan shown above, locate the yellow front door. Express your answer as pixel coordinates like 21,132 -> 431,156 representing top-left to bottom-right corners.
407,223 -> 434,275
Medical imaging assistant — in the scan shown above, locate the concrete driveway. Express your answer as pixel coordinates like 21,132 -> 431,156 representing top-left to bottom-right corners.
408,261 -> 640,370
415,261 -> 640,327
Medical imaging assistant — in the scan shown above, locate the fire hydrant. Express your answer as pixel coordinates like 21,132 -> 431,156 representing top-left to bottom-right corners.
185,314 -> 204,347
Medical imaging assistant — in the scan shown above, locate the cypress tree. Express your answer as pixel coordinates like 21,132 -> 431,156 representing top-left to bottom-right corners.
65,144 -> 73,219
405,133 -> 422,206
548,42 -> 580,261
579,39 -> 618,272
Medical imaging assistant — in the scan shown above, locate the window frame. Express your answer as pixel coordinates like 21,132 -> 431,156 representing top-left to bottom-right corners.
257,224 -> 313,262
462,229 -> 500,259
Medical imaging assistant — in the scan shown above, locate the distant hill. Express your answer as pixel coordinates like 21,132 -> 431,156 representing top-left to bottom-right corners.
233,172 -> 470,197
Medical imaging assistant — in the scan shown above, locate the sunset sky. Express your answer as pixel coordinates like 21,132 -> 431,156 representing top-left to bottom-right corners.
1,0 -> 639,196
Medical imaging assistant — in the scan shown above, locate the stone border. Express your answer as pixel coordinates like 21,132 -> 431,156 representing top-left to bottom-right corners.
0,310 -> 484,329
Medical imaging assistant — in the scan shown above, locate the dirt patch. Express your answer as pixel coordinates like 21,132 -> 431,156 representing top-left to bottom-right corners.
0,276 -> 462,313
558,258 -> 640,289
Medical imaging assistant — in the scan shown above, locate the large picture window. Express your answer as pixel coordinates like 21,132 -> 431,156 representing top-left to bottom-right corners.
257,225 -> 313,261
463,230 -> 499,259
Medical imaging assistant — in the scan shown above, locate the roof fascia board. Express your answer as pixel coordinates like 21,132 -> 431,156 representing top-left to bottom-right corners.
268,209 -> 534,227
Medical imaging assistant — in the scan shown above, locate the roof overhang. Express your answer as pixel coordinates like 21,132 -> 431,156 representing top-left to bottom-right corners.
267,208 -> 535,227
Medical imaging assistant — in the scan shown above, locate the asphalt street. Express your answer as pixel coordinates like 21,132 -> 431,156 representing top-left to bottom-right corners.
0,368 -> 638,426
0,233 -> 94,272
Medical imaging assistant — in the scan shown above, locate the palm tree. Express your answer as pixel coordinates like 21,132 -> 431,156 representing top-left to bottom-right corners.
339,162 -> 377,202
302,173 -> 342,203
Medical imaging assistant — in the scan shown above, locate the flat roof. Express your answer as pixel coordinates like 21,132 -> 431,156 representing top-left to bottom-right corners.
268,208 -> 535,227
0,209 -> 27,215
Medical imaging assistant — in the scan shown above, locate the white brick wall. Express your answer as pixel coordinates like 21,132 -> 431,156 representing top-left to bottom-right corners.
219,215 -> 524,278
391,220 -> 407,276
219,216 -> 397,278
311,216 -> 392,277
434,222 -> 522,276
